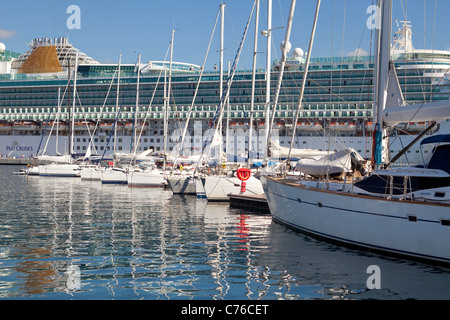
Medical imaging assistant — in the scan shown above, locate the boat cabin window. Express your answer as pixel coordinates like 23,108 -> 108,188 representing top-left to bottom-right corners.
355,174 -> 450,196
354,175 -> 410,196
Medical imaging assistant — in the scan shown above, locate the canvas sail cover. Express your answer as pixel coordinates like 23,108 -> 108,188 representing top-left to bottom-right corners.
269,139 -> 329,160
295,148 -> 359,176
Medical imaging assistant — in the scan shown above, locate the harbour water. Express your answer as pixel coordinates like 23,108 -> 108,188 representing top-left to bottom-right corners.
1,165 -> 450,301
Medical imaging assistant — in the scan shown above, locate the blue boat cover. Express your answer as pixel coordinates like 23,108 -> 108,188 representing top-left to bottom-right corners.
421,134 -> 450,145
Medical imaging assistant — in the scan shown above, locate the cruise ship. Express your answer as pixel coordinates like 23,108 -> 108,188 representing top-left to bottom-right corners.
0,21 -> 449,165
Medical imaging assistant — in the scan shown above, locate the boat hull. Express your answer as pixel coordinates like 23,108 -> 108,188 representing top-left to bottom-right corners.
166,176 -> 196,195
26,166 -> 40,176
38,164 -> 80,177
204,175 -> 264,201
80,167 -> 101,180
195,177 -> 207,199
100,169 -> 128,185
127,170 -> 165,188
262,176 -> 450,264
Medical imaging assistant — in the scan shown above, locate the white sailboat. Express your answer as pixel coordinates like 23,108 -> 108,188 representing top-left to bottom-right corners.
204,173 -> 264,201
166,5 -> 223,196
100,54 -> 129,185
38,55 -> 80,178
128,33 -> 175,188
127,167 -> 166,188
79,145 -> 102,181
80,166 -> 101,180
202,1 -> 263,201
262,0 -> 450,264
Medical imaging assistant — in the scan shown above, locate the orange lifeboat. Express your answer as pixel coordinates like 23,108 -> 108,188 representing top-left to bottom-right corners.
42,120 -> 68,131
230,121 -> 249,129
124,121 -> 148,131
13,121 -> 39,131
0,122 -> 13,132
73,121 -> 95,131
296,121 -> 322,131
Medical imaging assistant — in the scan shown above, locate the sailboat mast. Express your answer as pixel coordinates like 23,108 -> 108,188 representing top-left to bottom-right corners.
373,0 -> 392,168
133,54 -> 141,154
219,3 -> 225,100
56,87 -> 60,155
199,0 -> 256,169
164,30 -> 175,172
177,5 -> 221,164
219,3 -> 225,164
287,0 -> 321,166
67,61 -> 72,156
70,53 -> 78,157
248,0 -> 260,168
114,54 -> 122,155
267,0 -> 296,158
264,0 -> 272,158
226,61 -> 231,161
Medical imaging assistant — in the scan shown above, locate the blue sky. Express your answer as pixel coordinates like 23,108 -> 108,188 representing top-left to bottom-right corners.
1,0 -> 449,71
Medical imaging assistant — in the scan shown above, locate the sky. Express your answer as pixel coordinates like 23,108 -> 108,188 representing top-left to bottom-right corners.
1,0 -> 449,71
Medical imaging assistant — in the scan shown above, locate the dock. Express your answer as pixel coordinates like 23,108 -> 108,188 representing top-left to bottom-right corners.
228,193 -> 270,214
0,158 -> 34,165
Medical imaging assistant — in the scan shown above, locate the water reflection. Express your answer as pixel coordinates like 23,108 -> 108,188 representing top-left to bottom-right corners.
1,166 -> 450,299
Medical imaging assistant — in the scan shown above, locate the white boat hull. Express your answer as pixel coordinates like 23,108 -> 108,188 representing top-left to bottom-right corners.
204,175 -> 264,201
262,176 -> 450,264
100,169 -> 128,185
80,167 -> 101,180
127,170 -> 165,188
26,166 -> 40,176
38,164 -> 80,177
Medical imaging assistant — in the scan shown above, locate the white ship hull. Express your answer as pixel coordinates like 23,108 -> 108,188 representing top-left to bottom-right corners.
1,121 -> 448,164
261,176 -> 450,264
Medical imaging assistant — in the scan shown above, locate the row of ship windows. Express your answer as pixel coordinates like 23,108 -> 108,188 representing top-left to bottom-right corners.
0,105 -> 375,114
72,142 -> 426,155
0,67 -> 439,88
0,90 -> 437,105
0,103 -> 373,113
0,111 -> 374,122
0,95 -> 439,109
0,67 -> 435,90
0,85 -> 436,104
0,76 -> 433,95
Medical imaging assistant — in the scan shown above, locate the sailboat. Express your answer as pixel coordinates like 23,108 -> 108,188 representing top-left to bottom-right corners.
262,0 -> 450,264
166,4 -> 225,196
100,54 -> 130,185
127,33 -> 174,188
38,55 -> 81,178
200,0 -> 266,201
